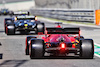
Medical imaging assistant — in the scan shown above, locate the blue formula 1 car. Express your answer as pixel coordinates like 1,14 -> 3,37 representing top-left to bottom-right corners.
0,8 -> 13,15
4,15 -> 45,35
4,11 -> 30,33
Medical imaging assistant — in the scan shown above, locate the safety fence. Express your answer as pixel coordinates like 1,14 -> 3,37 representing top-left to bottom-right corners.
30,8 -> 100,25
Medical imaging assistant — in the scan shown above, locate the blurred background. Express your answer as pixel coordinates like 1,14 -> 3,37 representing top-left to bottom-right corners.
0,1 -> 100,67
35,0 -> 99,9
0,0 -> 35,11
0,0 -> 100,11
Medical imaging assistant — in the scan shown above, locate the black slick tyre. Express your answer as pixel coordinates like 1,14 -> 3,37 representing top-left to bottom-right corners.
25,36 -> 36,55
6,25 -> 15,35
80,39 -> 94,59
30,39 -> 45,59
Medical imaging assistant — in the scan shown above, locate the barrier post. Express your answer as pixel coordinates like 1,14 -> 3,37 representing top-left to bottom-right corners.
95,10 -> 100,25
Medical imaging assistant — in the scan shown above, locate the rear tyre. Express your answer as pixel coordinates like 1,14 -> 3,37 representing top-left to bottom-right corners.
80,39 -> 94,59
25,36 -> 37,55
30,39 -> 45,59
5,26 -> 6,33
6,25 -> 15,35
25,48 -> 29,55
35,23 -> 45,34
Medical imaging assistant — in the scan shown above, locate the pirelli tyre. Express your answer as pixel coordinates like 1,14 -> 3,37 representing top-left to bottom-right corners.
30,39 -> 45,59
80,39 -> 94,59
5,22 -> 12,34
35,23 -> 45,34
25,36 -> 37,55
6,25 -> 15,35
5,26 -> 6,33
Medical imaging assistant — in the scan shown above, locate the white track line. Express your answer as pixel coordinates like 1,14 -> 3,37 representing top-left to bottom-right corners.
94,43 -> 100,47
94,43 -> 100,58
94,54 -> 100,58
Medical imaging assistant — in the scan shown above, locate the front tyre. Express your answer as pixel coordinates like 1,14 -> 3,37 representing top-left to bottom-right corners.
5,26 -> 6,33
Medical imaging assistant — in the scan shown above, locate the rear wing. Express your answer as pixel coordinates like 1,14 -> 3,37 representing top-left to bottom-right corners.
16,16 -> 36,20
46,27 -> 80,34
13,11 -> 29,15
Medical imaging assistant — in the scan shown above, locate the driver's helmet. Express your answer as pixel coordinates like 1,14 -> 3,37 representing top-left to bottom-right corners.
59,37 -> 65,42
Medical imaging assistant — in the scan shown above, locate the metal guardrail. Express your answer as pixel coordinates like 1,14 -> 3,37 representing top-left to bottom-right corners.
30,8 -> 95,23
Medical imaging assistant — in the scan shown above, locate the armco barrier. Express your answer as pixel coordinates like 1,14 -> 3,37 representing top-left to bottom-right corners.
30,8 -> 100,25
30,8 -> 95,24
95,10 -> 100,25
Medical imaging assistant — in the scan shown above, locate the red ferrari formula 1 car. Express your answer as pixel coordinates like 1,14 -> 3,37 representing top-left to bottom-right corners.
25,22 -> 94,59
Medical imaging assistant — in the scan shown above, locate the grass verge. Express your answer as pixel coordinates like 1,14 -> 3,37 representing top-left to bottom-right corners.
37,16 -> 95,25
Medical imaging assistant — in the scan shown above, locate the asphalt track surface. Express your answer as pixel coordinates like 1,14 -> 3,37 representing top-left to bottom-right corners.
0,16 -> 100,67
